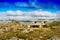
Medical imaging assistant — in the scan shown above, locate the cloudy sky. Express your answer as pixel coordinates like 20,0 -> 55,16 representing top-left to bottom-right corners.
0,0 -> 60,21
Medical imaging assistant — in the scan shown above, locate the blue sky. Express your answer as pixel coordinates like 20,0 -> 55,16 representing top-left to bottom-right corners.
0,0 -> 60,12
0,0 -> 60,20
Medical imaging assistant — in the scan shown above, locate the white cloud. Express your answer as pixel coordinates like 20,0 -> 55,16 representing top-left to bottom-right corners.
16,10 -> 23,15
15,16 -> 33,20
56,11 -> 60,17
6,10 -> 57,17
15,2 -> 40,8
6,10 -> 23,15
31,10 -> 56,17
15,2 -> 29,7
0,10 -> 57,20
6,11 -> 15,15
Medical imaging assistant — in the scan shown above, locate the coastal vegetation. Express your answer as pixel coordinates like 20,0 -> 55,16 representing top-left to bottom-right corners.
0,20 -> 60,40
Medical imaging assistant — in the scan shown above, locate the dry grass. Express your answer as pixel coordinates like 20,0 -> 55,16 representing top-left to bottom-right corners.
0,20 -> 60,40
